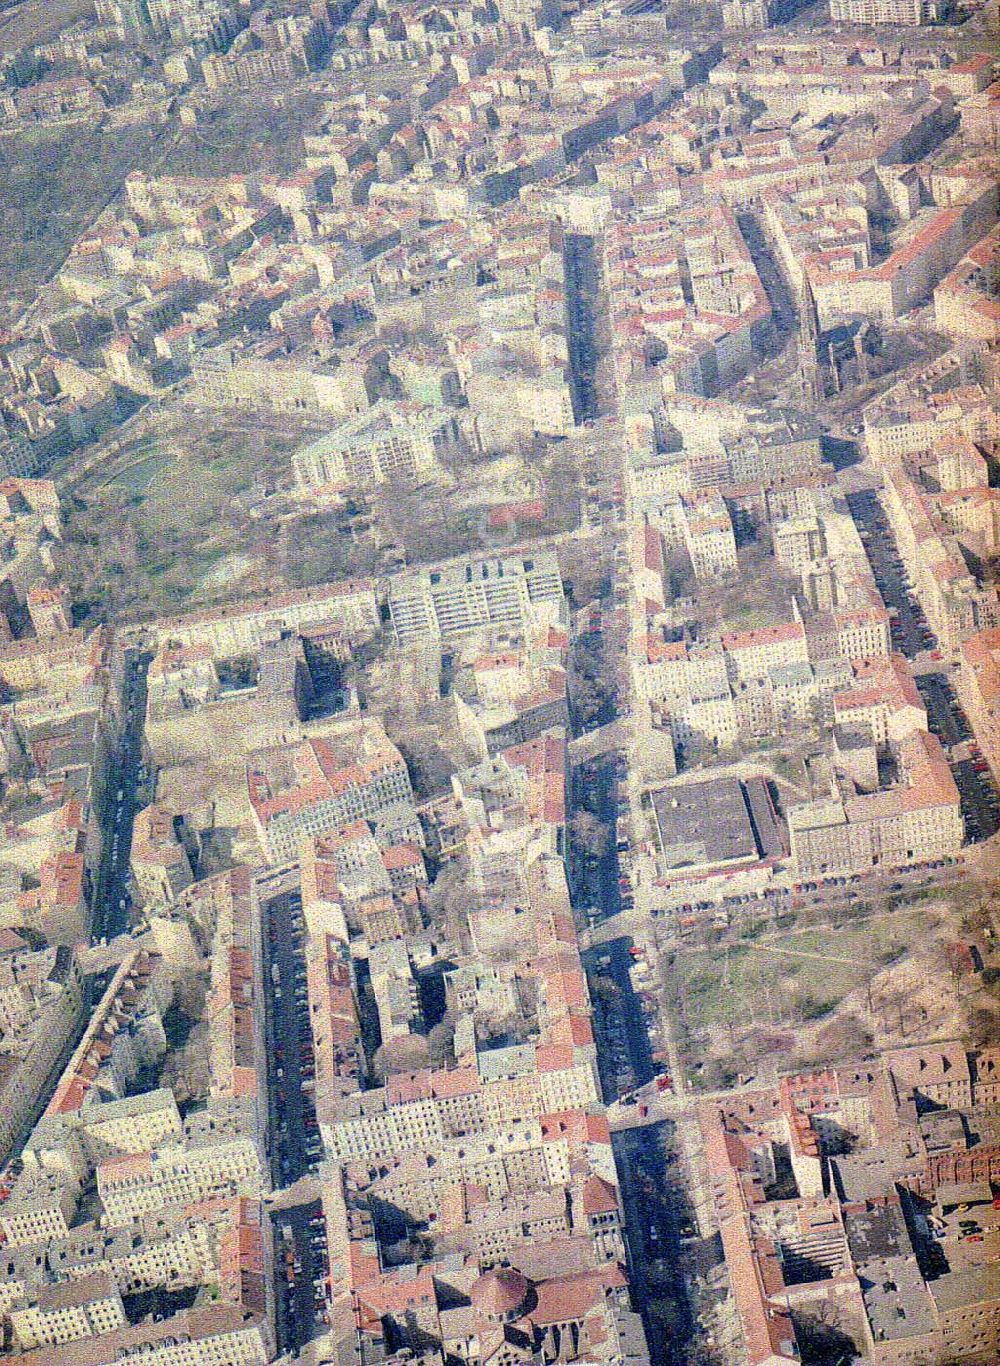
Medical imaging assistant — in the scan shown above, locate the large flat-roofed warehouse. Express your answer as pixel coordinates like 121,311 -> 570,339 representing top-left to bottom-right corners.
650,775 -> 783,874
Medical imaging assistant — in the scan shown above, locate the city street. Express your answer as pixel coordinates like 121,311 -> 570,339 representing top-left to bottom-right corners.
261,888 -> 328,1353
584,937 -> 656,1103
847,488 -> 935,659
262,889 -> 322,1187
582,926 -> 694,1364
912,658 -> 999,844
272,1201 -> 330,1355
847,487 -> 1000,844
91,649 -> 149,944
564,233 -> 601,422
613,1117 -> 696,1364
573,755 -> 625,922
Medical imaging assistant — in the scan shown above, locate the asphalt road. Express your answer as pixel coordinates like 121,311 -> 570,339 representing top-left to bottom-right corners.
915,668 -> 999,843
918,671 -> 969,748
574,756 -> 625,922
586,936 -> 657,1101
272,1200 -> 330,1355
847,488 -> 936,658
583,924 -> 691,1361
565,233 -> 600,422
613,1117 -> 695,1364
571,740 -> 691,1354
737,210 -> 796,334
262,889 -> 322,1185
951,755 -> 1000,844
846,488 -> 1000,843
261,888 -> 328,1353
91,649 -> 149,944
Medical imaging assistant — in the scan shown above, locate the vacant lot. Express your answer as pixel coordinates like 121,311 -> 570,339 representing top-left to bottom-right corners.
681,916 -> 932,1029
157,91 -> 325,178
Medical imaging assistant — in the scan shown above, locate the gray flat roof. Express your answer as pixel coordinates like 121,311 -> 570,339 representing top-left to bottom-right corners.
650,777 -> 760,871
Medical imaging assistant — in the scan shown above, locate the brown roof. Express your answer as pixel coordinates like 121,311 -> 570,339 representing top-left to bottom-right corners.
471,1268 -> 530,1320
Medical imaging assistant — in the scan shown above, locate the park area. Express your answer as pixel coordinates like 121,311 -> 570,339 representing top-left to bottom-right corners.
57,409 -> 337,622
665,899 -> 985,1087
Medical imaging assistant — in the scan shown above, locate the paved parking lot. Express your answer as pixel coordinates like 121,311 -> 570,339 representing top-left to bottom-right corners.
263,889 -> 323,1185
272,1201 -> 330,1354
914,673 -> 1000,843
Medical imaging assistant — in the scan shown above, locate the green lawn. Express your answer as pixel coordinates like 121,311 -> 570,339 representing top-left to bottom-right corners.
107,452 -> 175,495
674,909 -> 939,1034
61,413 -> 343,618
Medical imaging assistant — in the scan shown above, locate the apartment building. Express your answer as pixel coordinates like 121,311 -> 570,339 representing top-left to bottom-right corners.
96,1127 -> 262,1224
10,1274 -> 126,1352
129,805 -> 194,908
0,946 -> 84,1168
26,1091 -> 183,1179
788,730 -> 963,879
246,727 -> 417,864
828,0 -> 940,22
880,448 -> 1000,656
192,338 -> 384,418
721,619 -> 810,684
960,81 -> 1000,149
291,401 -> 458,494
865,383 -> 1000,464
153,579 -> 379,657
703,1049 -> 1000,1366
388,551 -> 565,645
44,950 -> 172,1114
6,1306 -> 269,1366
933,227 -> 1000,342
957,627 -> 1000,775
0,1169 -> 80,1247
780,176 -> 998,327
0,1215 -> 214,1313
884,1043 -> 973,1110
326,1050 -> 599,1162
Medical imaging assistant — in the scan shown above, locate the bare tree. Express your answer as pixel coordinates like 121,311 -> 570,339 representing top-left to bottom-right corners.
372,1034 -> 431,1080
571,810 -> 611,859
427,1013 -> 456,1067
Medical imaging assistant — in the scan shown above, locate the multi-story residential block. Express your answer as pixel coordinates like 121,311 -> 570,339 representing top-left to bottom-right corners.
6,1306 -> 270,1366
934,227 -> 1000,342
44,951 -> 172,1114
957,627 -> 1000,775
702,1048 -> 1000,1366
10,1273 -> 127,1351
388,552 -> 565,645
291,401 -> 459,494
153,579 -> 379,657
829,0 -> 940,22
960,81 -> 1000,149
0,1168 -> 81,1247
879,441 -> 1000,656
788,730 -> 963,879
96,1110 -> 263,1223
0,945 -> 84,1169
129,805 -> 194,908
247,726 -> 417,863
25,1090 -> 183,1177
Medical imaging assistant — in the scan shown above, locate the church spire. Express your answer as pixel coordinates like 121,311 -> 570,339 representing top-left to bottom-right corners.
796,271 -> 822,404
